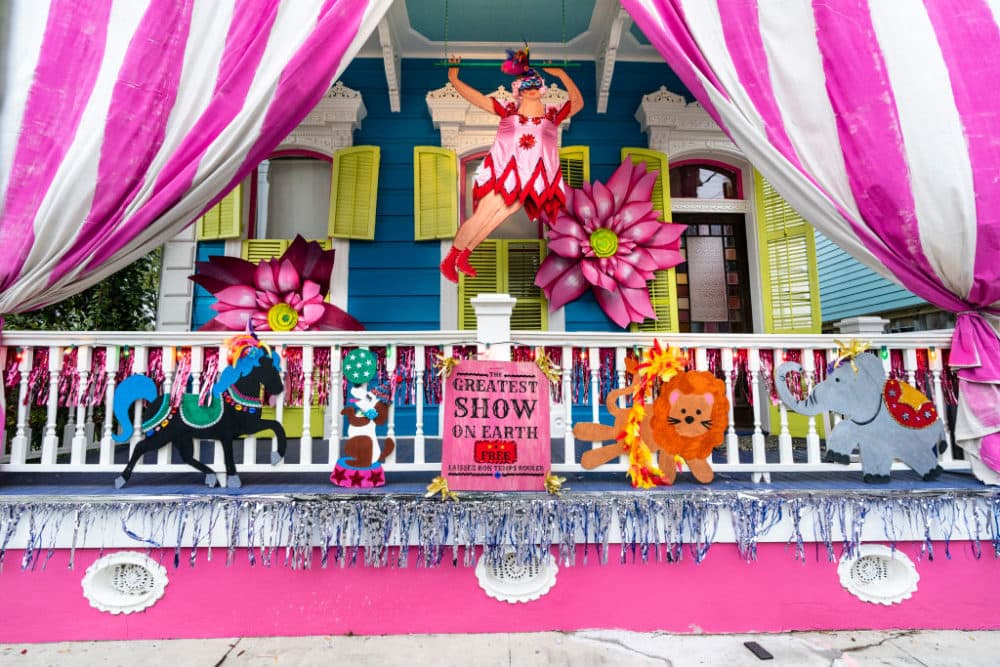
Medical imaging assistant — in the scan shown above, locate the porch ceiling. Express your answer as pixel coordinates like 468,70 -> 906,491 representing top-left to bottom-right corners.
355,0 -> 664,62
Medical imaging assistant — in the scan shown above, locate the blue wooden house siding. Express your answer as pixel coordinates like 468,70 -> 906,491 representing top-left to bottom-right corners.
814,231 -> 925,324
191,241 -> 227,330
339,57 -> 689,332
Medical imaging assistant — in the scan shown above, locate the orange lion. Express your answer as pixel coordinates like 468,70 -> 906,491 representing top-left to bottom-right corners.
642,370 -> 729,484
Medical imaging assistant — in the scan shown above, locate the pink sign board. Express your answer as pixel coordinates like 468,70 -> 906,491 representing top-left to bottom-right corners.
442,360 -> 550,491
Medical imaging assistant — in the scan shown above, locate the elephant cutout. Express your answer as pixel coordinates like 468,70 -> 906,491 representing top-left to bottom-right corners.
776,352 -> 945,483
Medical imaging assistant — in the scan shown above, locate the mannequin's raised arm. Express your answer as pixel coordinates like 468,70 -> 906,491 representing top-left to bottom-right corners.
448,57 -> 495,113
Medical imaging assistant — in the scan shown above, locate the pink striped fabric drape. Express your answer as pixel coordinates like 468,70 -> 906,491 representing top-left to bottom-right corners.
0,0 -> 391,314
622,0 -> 1000,482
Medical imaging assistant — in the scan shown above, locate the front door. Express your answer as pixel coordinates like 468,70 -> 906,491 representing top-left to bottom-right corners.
674,212 -> 753,428
673,212 -> 753,334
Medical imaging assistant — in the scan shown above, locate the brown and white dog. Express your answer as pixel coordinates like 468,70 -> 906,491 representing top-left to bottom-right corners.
341,384 -> 395,468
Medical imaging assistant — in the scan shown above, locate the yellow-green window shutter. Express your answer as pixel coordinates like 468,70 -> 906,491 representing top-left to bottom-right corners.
458,240 -> 501,330
329,146 -> 380,240
559,146 -> 590,189
457,240 -> 548,331
507,240 -> 548,331
196,183 -> 243,240
414,146 -> 458,240
241,239 -> 289,264
622,147 -> 679,333
754,171 -> 822,334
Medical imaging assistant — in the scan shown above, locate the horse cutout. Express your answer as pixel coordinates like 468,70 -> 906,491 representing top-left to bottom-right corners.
112,333 -> 286,488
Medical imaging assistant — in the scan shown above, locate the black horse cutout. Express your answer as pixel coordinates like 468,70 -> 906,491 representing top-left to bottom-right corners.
112,338 -> 286,488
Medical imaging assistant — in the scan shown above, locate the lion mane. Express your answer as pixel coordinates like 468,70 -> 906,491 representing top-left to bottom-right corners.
649,371 -> 729,461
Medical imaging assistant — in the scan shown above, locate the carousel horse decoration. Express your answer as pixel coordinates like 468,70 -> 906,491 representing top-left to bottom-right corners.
776,340 -> 945,483
112,327 -> 286,489
330,348 -> 395,488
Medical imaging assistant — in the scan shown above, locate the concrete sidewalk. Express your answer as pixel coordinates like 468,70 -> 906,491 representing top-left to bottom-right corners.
2,630 -> 998,666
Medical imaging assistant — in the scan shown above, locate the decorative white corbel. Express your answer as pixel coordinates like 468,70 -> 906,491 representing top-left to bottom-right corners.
277,81 -> 367,157
377,16 -> 401,113
635,86 -> 741,158
595,6 -> 630,114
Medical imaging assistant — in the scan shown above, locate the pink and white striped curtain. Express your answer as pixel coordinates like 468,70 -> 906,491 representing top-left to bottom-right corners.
0,0 -> 391,314
621,0 -> 1000,481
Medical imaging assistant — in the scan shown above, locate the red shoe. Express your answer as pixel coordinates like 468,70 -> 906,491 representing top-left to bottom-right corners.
440,246 -> 460,283
456,248 -> 477,278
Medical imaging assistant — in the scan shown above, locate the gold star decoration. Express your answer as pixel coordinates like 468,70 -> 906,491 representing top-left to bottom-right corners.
425,476 -> 459,502
433,354 -> 461,379
544,472 -> 567,496
833,339 -> 872,373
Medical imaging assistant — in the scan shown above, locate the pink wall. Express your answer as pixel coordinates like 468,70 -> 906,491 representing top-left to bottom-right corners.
3,542 -> 999,643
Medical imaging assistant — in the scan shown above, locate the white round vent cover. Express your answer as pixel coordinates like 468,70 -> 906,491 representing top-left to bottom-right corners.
475,551 -> 558,604
82,552 -> 168,614
837,544 -> 919,605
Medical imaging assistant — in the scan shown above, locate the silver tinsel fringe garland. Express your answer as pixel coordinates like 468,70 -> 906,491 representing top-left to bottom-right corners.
2,490 -> 999,572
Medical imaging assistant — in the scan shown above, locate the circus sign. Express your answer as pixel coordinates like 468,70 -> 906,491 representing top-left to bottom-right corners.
442,360 -> 550,491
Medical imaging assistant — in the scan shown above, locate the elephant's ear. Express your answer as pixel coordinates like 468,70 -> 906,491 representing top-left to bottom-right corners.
856,352 -> 886,385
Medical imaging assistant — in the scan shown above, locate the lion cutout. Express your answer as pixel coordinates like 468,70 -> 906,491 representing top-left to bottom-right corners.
642,370 -> 729,485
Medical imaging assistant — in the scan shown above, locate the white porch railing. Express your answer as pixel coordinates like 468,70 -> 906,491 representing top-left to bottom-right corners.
0,300 -> 966,481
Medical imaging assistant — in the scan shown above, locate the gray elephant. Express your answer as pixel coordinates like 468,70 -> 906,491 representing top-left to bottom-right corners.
775,352 -> 944,483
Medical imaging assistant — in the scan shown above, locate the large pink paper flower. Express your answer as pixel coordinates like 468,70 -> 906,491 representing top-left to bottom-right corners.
190,235 -> 363,331
535,157 -> 686,328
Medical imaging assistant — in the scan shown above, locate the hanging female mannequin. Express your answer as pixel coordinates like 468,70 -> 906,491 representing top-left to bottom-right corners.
440,49 -> 584,282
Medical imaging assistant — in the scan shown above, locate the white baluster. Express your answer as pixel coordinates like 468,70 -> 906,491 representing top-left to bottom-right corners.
438,344 -> 453,437
214,344 -> 227,484
300,346 -> 314,465
158,347 -> 176,465
71,346 -> 92,465
129,346 -> 148,454
694,347 -> 708,371
328,345 -> 342,463
616,347 -> 629,466
802,348 -> 821,464
748,348 -> 768,483
562,345 -> 574,466
385,347 -> 397,458
721,348 -> 739,466
414,345 -> 426,465
777,349 -> 793,465
41,346 -> 63,464
904,348 -> 918,386
825,349 -> 841,430
99,346 -> 119,465
190,345 -> 204,395
11,348 -> 32,464
928,347 -> 953,460
589,346 -> 600,424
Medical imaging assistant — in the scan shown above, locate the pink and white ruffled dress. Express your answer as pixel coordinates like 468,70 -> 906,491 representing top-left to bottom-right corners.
472,98 -> 572,222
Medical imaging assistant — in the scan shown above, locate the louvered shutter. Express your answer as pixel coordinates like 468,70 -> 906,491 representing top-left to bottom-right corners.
622,147 -> 679,333
196,184 -> 243,240
241,239 -> 289,263
559,146 -> 590,189
414,146 -> 459,240
507,241 -> 547,330
329,146 -> 380,240
458,241 -> 501,330
754,172 -> 821,333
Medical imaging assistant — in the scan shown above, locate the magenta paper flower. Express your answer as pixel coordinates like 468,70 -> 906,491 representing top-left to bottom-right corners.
535,157 -> 686,328
190,235 -> 363,331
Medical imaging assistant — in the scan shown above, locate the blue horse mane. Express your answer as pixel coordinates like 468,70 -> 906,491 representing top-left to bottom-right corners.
213,347 -> 282,398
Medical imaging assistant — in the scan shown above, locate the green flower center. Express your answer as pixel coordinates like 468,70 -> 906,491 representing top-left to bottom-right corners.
589,228 -> 619,258
267,303 -> 299,331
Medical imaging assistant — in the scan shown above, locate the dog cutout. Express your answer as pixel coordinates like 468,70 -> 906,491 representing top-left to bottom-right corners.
341,385 -> 396,468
